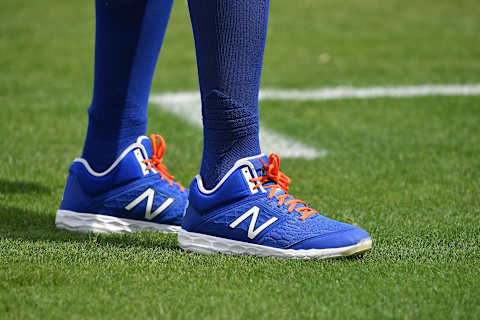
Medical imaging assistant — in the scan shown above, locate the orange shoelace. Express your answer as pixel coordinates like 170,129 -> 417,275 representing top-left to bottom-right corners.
143,134 -> 185,193
250,153 -> 318,220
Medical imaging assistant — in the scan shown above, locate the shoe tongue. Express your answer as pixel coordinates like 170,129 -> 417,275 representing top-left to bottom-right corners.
247,154 -> 307,211
247,154 -> 269,177
246,154 -> 281,191
138,136 -> 153,158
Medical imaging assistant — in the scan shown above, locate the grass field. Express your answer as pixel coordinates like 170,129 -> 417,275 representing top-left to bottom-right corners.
1,0 -> 480,319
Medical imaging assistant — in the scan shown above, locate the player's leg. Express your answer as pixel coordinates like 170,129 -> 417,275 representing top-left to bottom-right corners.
83,0 -> 171,172
188,0 -> 267,189
180,0 -> 371,258
56,0 -> 188,234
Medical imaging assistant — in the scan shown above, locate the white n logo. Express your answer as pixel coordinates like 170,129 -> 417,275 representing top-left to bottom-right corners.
125,188 -> 174,220
229,206 -> 278,239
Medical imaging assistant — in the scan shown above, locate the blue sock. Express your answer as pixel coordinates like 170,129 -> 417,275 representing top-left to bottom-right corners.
188,0 -> 269,189
82,0 -> 172,172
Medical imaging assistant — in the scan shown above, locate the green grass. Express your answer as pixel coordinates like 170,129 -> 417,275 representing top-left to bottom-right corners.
1,0 -> 480,319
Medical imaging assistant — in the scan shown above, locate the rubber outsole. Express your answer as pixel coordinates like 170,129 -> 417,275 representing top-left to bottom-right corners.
55,210 -> 181,234
178,229 -> 372,259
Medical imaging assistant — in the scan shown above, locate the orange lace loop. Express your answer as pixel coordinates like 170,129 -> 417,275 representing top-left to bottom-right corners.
143,134 -> 185,193
250,153 -> 317,220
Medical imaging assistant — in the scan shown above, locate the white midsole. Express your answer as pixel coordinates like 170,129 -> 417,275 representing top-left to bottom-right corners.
55,210 -> 180,234
178,229 -> 372,259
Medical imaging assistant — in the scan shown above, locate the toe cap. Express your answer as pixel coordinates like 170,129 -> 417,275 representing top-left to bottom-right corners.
289,226 -> 371,250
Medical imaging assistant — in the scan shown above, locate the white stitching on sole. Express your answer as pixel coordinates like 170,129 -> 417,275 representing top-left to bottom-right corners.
55,210 -> 180,234
178,229 -> 372,259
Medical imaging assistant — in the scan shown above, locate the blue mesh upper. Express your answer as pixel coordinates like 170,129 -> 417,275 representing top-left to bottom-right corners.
60,137 -> 188,226
183,155 -> 369,249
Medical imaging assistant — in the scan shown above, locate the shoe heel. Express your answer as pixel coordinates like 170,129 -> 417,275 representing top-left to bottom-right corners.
59,173 -> 91,212
181,204 -> 204,232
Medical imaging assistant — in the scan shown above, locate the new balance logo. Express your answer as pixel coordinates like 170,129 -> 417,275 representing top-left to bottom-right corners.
229,206 -> 278,239
125,188 -> 174,220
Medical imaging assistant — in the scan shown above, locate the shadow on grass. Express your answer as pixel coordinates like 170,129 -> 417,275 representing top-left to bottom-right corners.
0,204 -> 180,251
0,178 -> 50,195
0,180 -> 370,262
1,202 -> 371,263
0,203 -> 371,262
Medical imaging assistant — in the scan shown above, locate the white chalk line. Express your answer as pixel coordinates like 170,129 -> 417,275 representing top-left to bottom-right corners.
150,93 -> 323,159
150,83 -> 480,159
259,84 -> 480,101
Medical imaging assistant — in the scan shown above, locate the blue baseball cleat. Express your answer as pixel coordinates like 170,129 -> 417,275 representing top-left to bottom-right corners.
56,134 -> 188,234
179,153 -> 372,259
